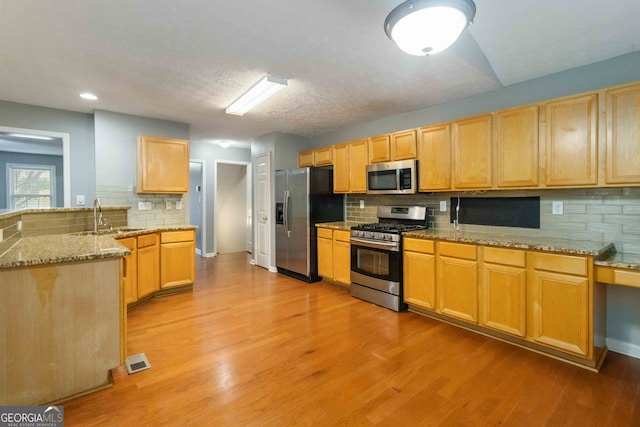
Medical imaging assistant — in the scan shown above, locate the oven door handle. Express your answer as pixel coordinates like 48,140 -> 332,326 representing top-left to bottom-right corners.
350,237 -> 400,251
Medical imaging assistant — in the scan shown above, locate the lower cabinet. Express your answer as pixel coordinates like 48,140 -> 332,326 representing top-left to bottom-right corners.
528,252 -> 591,357
118,237 -> 138,305
317,227 -> 351,286
480,247 -> 527,337
402,237 -> 602,369
437,241 -> 479,323
136,233 -> 160,299
160,230 -> 196,289
403,238 -> 436,310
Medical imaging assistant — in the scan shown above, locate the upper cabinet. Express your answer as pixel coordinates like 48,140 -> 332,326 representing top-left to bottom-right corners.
368,134 -> 391,163
453,114 -> 493,190
369,130 -> 417,163
418,124 -> 451,191
333,139 -> 368,193
298,150 -> 314,167
333,143 -> 350,193
542,93 -> 598,187
605,82 -> 640,185
137,135 -> 189,193
298,146 -> 334,167
495,105 -> 540,188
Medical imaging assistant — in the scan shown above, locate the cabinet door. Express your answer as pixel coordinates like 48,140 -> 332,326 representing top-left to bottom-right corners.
333,238 -> 351,286
437,255 -> 478,323
495,106 -> 539,188
317,233 -> 334,279
543,93 -> 598,186
118,237 -> 137,304
137,235 -> 159,298
404,250 -> 436,310
480,262 -> 527,337
391,129 -> 417,160
418,124 -> 451,191
137,135 -> 189,193
606,83 -> 640,184
161,241 -> 195,289
529,269 -> 589,357
298,150 -> 314,167
349,139 -> 368,193
333,143 -> 350,193
453,115 -> 493,189
314,146 -> 333,166
369,135 -> 391,163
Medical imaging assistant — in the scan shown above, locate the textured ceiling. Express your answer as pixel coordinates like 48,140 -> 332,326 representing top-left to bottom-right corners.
1,0 -> 639,149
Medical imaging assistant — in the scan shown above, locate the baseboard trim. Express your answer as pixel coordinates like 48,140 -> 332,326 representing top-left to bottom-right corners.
204,251 -> 217,258
606,338 -> 640,359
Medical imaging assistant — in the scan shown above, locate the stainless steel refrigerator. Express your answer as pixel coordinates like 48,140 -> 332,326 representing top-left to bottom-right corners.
275,167 -> 344,282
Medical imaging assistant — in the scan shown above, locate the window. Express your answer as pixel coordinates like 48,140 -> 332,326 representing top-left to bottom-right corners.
7,163 -> 56,209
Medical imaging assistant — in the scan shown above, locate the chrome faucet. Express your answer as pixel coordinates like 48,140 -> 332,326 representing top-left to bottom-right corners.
93,197 -> 103,232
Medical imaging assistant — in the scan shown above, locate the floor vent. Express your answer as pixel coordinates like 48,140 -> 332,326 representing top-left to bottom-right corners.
125,353 -> 151,374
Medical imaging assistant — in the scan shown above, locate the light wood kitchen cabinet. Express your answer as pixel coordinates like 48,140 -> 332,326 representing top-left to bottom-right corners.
437,241 -> 479,323
494,105 -> 540,188
317,228 -> 351,286
605,82 -> 640,185
418,124 -> 451,191
403,238 -> 436,310
542,93 -> 598,187
160,230 -> 195,289
118,237 -> 138,305
349,139 -> 369,193
452,114 -> 493,189
391,129 -> 417,160
137,135 -> 189,194
528,252 -> 591,357
480,247 -> 527,337
317,228 -> 334,279
298,150 -> 314,167
136,233 -> 160,298
333,143 -> 350,193
368,134 -> 391,163
333,230 -> 351,286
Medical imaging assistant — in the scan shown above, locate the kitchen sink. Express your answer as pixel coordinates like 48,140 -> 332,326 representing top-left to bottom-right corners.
74,227 -> 145,236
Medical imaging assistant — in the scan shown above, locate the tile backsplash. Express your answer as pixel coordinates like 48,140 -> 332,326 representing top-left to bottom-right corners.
346,187 -> 640,255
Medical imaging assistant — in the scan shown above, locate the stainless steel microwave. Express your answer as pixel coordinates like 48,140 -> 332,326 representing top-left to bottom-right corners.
366,159 -> 417,194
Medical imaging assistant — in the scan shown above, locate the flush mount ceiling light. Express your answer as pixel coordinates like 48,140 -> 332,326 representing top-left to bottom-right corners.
225,75 -> 288,116
219,141 -> 231,148
80,92 -> 98,100
384,0 -> 476,56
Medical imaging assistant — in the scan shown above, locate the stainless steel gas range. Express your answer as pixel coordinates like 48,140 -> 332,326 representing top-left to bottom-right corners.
350,205 -> 428,311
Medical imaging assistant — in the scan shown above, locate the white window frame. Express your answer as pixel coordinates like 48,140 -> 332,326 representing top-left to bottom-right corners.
6,163 -> 57,210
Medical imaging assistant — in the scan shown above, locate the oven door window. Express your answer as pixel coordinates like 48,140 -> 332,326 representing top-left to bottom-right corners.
351,244 -> 400,282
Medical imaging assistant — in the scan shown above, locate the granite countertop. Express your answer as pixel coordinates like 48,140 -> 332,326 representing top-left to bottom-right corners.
316,221 -> 360,231
594,252 -> 640,271
0,225 -> 197,269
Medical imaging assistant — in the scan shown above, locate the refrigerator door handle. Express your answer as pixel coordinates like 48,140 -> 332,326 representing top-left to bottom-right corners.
283,190 -> 291,236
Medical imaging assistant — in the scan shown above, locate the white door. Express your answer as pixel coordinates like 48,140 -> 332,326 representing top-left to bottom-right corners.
254,153 -> 271,270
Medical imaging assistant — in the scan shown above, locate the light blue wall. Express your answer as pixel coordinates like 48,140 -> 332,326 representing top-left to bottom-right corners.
0,100 -> 95,205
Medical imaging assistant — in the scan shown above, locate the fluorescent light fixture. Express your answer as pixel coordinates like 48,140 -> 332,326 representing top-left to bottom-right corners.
225,75 -> 288,116
219,141 -> 231,148
384,0 -> 476,56
80,92 -> 98,100
9,133 -> 54,140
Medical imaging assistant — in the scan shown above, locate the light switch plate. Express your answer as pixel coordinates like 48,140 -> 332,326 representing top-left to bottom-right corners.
552,201 -> 564,215
138,201 -> 152,211
176,201 -> 183,210
440,201 -> 447,212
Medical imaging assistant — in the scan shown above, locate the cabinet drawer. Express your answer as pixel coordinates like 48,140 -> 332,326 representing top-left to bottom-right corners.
595,266 -> 640,288
528,252 -> 588,276
438,241 -> 477,260
161,230 -> 194,244
318,228 -> 334,239
334,230 -> 351,243
137,233 -> 159,248
404,238 -> 434,254
483,247 -> 526,267
117,236 -> 136,251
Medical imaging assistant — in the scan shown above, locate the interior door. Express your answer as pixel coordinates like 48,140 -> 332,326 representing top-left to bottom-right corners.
254,153 -> 271,270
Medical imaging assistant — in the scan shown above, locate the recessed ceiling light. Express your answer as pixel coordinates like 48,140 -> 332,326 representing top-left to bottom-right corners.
80,92 -> 98,100
219,141 -> 231,148
8,133 -> 54,140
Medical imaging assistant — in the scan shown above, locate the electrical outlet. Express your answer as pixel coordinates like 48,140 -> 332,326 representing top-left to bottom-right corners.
359,200 -> 365,209
17,221 -> 22,231
138,201 -> 152,211
552,201 -> 564,215
0,229 -> 3,243
165,201 -> 173,210
175,201 -> 183,210
76,195 -> 85,205
440,201 -> 447,212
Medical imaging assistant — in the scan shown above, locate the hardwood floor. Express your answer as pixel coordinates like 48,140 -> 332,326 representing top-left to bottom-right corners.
64,252 -> 640,426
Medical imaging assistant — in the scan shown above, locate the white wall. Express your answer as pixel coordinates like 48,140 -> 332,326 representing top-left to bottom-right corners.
216,163 -> 247,254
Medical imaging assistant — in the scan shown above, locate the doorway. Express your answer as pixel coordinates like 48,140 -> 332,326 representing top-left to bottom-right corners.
188,160 -> 205,255
215,161 -> 251,255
